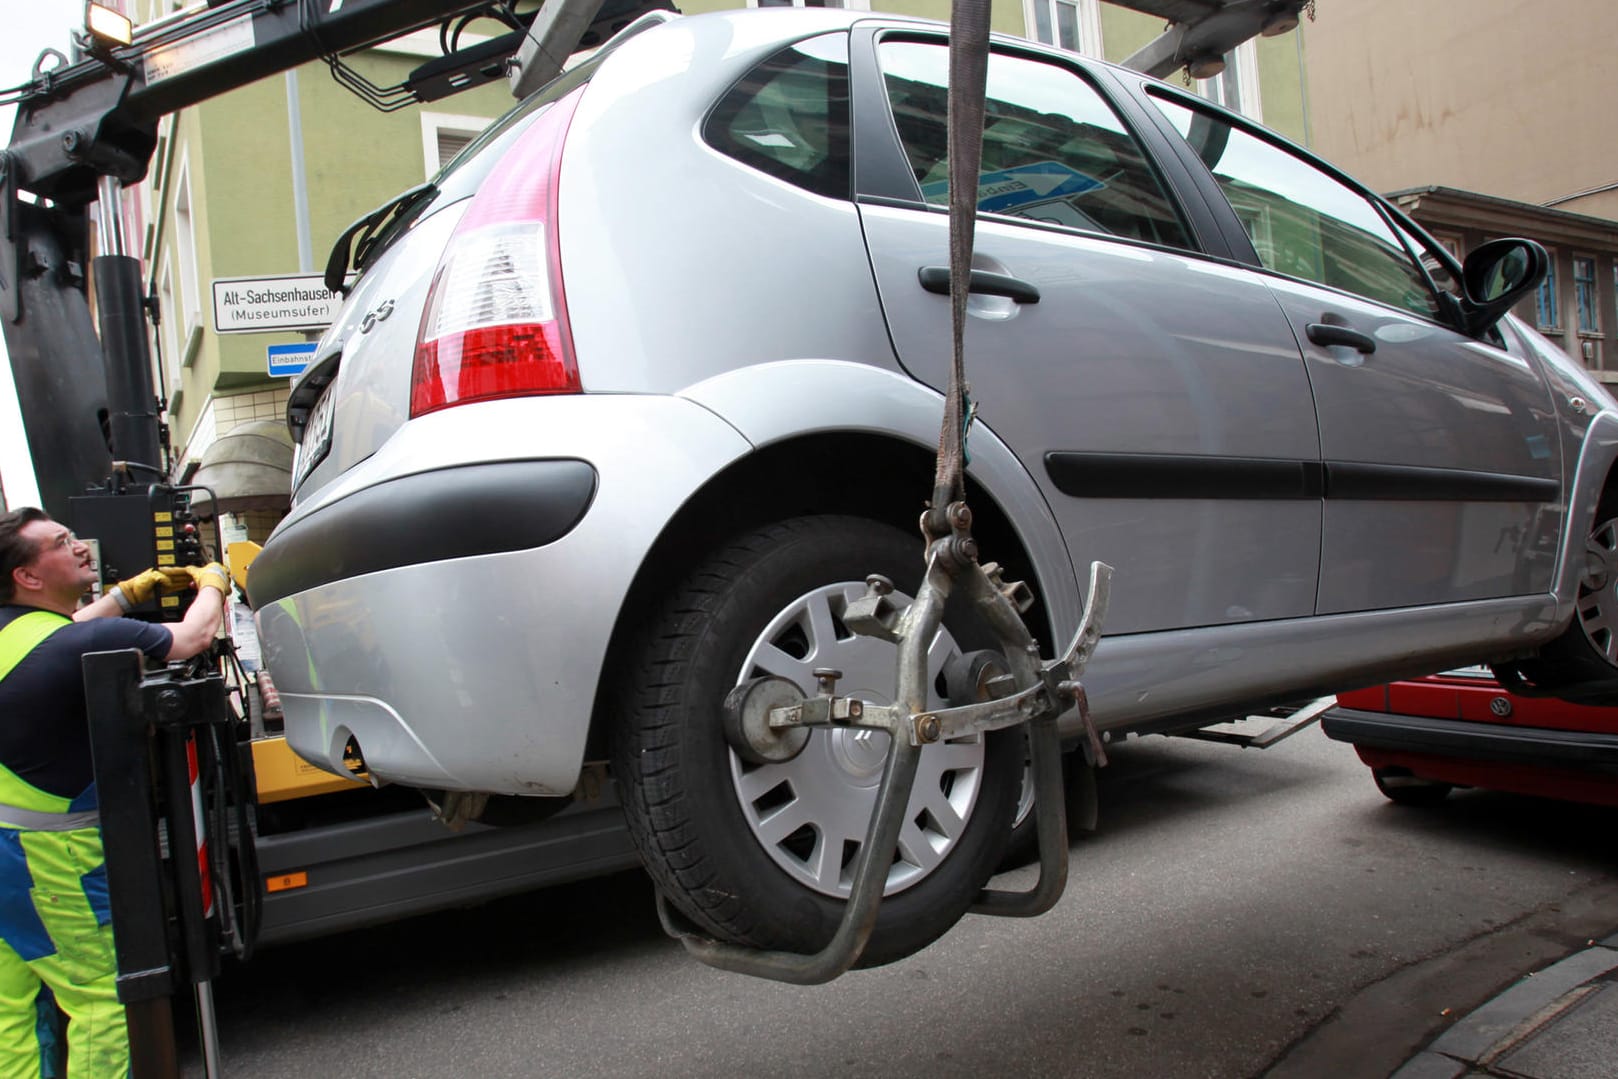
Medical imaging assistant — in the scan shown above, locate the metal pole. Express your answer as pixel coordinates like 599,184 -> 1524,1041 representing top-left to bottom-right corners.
92,176 -> 162,472
95,175 -> 128,258
286,70 -> 314,273
194,982 -> 223,1078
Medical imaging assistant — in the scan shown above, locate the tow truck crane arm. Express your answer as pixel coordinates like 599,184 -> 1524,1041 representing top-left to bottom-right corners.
1,0 -> 666,518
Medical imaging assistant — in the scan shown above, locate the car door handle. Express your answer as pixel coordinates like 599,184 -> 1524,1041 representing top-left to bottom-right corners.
1306,322 -> 1376,354
918,266 -> 1041,304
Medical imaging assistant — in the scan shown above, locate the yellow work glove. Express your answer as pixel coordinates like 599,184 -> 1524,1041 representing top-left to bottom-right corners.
111,567 -> 191,611
186,562 -> 231,596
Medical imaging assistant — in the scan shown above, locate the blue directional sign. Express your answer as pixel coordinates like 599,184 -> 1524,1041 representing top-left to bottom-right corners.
923,161 -> 1104,214
268,341 -> 319,378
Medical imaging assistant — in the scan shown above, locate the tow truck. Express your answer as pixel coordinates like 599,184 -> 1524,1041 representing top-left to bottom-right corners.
2,0 -> 1313,1004
2,0 -> 685,953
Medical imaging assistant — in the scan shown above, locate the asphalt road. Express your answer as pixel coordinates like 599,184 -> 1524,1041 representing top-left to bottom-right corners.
185,726 -> 1618,1078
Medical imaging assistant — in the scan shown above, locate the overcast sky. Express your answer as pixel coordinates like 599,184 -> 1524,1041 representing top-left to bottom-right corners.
0,0 -> 90,509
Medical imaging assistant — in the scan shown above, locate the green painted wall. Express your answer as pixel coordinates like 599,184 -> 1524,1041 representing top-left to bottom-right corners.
1255,31 -> 1307,146
1098,3 -> 1159,64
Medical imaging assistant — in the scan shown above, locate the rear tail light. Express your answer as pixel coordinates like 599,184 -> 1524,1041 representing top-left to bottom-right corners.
411,86 -> 586,418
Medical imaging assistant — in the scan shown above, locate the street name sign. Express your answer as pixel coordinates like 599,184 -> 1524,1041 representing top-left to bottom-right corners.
213,274 -> 343,334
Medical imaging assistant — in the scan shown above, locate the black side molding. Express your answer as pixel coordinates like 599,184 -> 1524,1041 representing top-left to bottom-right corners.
1044,452 -> 1559,504
1324,462 -> 1560,503
248,459 -> 597,608
1044,452 -> 1323,500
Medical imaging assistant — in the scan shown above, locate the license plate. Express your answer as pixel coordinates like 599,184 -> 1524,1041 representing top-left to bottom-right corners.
292,382 -> 337,490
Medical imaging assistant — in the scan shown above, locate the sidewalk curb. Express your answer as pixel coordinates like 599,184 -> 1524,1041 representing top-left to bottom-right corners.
1392,943 -> 1618,1078
1263,879 -> 1618,1079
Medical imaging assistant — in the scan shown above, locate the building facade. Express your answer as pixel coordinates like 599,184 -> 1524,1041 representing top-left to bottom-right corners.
1300,0 -> 1618,380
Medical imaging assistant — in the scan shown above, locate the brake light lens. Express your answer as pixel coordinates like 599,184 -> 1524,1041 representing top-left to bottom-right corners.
411,86 -> 585,418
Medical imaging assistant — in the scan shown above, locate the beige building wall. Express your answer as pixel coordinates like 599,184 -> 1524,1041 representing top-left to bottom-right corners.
1301,1 -> 1616,217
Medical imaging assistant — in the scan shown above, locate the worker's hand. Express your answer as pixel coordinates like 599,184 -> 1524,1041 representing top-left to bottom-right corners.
187,562 -> 231,597
158,566 -> 194,593
111,566 -> 190,611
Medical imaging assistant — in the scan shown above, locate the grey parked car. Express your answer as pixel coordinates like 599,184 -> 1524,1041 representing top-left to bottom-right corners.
250,8 -> 1618,965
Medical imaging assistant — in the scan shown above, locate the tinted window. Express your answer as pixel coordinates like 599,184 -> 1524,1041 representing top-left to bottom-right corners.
878,40 -> 1189,249
1150,94 -> 1439,320
705,34 -> 852,200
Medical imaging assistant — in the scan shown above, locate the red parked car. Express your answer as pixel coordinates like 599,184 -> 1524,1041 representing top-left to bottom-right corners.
1323,668 -> 1618,807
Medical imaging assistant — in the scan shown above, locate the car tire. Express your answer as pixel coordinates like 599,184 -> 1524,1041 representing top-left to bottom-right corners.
997,743 -> 1099,871
1371,767 -> 1452,807
1516,491 -> 1618,697
609,515 -> 1021,967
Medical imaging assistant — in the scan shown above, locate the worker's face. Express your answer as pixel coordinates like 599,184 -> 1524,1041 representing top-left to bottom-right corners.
17,519 -> 96,599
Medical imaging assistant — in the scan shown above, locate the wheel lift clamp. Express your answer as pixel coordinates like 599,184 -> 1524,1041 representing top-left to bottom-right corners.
82,648 -> 262,1079
658,0 -> 1115,984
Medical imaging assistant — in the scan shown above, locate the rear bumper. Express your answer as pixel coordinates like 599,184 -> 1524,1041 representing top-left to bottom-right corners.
249,459 -> 597,608
1322,707 -> 1618,772
254,394 -> 752,795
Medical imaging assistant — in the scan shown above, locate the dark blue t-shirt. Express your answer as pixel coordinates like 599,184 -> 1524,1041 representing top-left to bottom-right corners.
0,605 -> 172,804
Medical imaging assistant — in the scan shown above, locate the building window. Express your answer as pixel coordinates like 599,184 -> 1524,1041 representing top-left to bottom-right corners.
1196,40 -> 1263,121
172,157 -> 200,338
1536,253 -> 1560,330
1574,255 -> 1599,334
1024,0 -> 1102,55
752,0 -> 871,10
419,112 -> 492,176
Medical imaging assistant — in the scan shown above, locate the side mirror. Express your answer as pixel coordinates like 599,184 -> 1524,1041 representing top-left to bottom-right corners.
1459,237 -> 1548,338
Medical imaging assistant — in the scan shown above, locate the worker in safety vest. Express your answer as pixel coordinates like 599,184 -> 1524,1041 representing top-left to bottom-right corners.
0,507 -> 227,1078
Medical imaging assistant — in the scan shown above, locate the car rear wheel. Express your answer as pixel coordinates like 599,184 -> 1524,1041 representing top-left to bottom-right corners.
610,515 -> 1021,967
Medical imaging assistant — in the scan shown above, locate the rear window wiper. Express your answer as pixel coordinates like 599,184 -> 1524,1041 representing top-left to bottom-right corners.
323,182 -> 438,295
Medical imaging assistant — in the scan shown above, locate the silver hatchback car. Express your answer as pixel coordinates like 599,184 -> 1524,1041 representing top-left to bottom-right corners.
251,8 -> 1618,963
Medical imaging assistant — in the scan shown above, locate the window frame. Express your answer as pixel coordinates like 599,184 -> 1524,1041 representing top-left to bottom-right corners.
172,153 -> 201,344
419,110 -> 493,179
1573,254 -> 1600,336
1536,249 -> 1562,331
1022,0 -> 1103,57
748,0 -> 871,11
1194,39 -> 1263,122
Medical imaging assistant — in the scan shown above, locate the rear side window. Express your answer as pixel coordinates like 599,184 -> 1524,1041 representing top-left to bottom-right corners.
1149,94 -> 1441,321
878,40 -> 1190,249
705,34 -> 852,200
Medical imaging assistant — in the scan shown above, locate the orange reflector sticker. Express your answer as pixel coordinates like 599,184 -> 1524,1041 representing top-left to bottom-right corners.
265,871 -> 308,893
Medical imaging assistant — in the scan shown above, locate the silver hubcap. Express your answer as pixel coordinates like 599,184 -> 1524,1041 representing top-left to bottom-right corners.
728,581 -> 986,898
1578,518 -> 1618,664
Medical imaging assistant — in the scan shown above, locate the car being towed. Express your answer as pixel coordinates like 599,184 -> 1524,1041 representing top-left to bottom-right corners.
249,8 -> 1618,965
